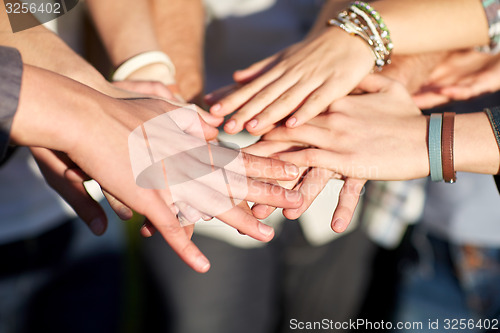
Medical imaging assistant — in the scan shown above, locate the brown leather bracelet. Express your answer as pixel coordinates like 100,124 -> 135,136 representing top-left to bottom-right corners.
441,112 -> 456,183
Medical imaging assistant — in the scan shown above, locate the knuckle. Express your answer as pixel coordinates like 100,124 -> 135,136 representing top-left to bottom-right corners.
304,149 -> 318,166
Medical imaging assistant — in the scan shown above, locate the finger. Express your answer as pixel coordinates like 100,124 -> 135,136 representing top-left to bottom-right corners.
262,125 -> 330,149
196,108 -> 224,128
184,224 -> 195,239
176,201 -> 204,225
242,141 -> 302,158
245,81 -> 320,133
102,190 -> 134,220
240,152 -> 300,180
283,168 -> 336,220
227,73 -> 300,134
233,53 -> 281,83
216,205 -> 275,242
168,106 -> 219,141
285,85 -> 334,128
140,219 -> 157,237
272,148 -> 339,171
64,182 -> 108,236
31,148 -> 108,236
145,197 -> 211,273
356,74 -> 396,94
205,83 -> 240,105
64,167 -> 91,182
251,203 -> 277,220
210,68 -> 286,119
330,178 -> 366,233
438,85 -> 478,100
249,123 -> 279,137
251,164 -> 308,220
286,75 -> 386,128
412,91 -> 451,109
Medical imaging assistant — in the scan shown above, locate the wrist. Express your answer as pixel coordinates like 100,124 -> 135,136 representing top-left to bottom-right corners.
323,26 -> 375,72
454,112 -> 499,174
11,66 -> 104,153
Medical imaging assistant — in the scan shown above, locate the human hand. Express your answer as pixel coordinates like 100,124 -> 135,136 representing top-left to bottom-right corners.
205,28 -> 373,135
412,50 -> 500,109
112,80 -> 224,128
11,66 -> 304,272
263,74 -> 429,181
31,147 -> 134,236
380,52 -> 448,94
245,140 -> 365,233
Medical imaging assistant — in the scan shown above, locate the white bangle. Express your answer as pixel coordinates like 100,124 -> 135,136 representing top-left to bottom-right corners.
112,51 -> 176,82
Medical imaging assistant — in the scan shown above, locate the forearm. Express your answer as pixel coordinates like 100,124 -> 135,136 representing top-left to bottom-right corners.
86,0 -> 160,67
313,0 -> 490,54
0,10 -> 113,94
455,112 -> 500,174
10,64 -> 104,152
150,0 -> 205,102
375,0 -> 489,54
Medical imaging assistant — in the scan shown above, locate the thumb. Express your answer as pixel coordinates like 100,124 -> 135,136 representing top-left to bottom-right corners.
356,74 -> 397,94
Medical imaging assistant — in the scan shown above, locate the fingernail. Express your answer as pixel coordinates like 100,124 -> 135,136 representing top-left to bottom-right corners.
118,206 -> 133,221
333,218 -> 345,231
90,217 -> 106,236
285,163 -> 299,178
225,119 -> 236,131
211,103 -> 222,114
196,256 -> 211,272
258,223 -> 274,237
205,93 -> 213,100
247,119 -> 259,129
285,190 -> 302,202
286,117 -> 297,127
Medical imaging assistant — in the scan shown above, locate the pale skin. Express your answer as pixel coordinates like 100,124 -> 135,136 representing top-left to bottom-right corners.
142,0 -> 365,227
9,65 -> 305,272
258,74 -> 500,231
206,0 -> 490,135
0,0 -> 223,236
412,50 -> 500,109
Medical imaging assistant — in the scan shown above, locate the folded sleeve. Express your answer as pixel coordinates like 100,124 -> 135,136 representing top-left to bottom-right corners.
482,0 -> 500,53
0,46 -> 23,160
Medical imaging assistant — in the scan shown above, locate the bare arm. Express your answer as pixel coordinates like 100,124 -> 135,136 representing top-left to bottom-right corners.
149,0 -> 205,102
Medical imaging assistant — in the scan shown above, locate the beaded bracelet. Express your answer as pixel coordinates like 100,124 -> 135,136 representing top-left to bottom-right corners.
327,1 -> 393,70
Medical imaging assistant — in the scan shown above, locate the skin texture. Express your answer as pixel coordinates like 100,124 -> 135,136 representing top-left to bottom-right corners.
413,50 -> 500,109
258,75 -> 500,232
10,65 -> 306,272
205,0 -> 490,136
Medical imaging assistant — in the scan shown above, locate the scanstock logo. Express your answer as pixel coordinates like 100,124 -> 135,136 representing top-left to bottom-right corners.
4,0 -> 79,33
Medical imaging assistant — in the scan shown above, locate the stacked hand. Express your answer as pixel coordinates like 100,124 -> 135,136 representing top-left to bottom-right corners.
12,65 -> 305,272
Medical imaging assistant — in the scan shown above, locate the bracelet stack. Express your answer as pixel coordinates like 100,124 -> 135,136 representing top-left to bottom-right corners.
327,1 -> 393,71
428,112 -> 456,183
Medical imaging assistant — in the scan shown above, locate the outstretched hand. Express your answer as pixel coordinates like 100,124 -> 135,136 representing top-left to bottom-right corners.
205,28 -> 373,135
11,65 -> 304,273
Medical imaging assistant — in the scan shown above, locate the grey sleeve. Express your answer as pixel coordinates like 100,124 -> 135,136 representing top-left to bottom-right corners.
0,46 -> 23,160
